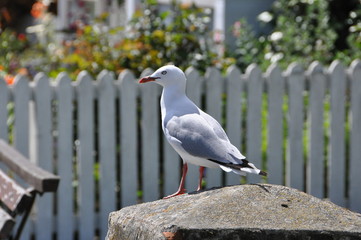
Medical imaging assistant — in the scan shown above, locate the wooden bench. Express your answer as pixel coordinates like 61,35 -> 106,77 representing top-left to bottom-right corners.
0,139 -> 60,240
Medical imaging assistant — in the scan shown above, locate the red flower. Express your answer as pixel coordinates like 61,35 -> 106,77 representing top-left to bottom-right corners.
18,33 -> 26,41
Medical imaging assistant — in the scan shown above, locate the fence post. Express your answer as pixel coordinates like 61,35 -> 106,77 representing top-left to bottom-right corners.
13,75 -> 30,157
0,78 -> 9,173
185,67 -> 203,191
286,63 -> 305,191
349,60 -> 361,212
13,74 -> 32,240
97,71 -> 117,239
307,62 -> 326,198
140,68 -> 160,202
0,78 -> 8,141
328,61 -> 346,207
54,72 -> 74,240
75,71 -> 95,240
204,67 -> 223,188
32,73 -> 54,240
245,64 -> 263,184
265,64 -> 284,185
225,65 -> 243,186
118,70 -> 139,207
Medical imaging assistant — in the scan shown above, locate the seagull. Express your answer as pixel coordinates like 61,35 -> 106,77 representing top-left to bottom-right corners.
139,65 -> 267,199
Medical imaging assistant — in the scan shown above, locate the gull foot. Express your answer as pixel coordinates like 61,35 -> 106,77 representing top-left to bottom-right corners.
163,189 -> 186,199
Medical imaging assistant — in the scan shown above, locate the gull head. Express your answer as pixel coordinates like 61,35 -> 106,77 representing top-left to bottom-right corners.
139,65 -> 186,88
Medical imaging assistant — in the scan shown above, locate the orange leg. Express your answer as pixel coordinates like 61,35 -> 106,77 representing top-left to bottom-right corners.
197,166 -> 205,191
163,163 -> 188,199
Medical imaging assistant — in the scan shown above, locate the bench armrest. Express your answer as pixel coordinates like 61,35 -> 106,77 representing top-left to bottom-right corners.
0,139 -> 59,193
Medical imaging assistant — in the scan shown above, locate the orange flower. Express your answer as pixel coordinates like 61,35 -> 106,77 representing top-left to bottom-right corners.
18,68 -> 28,76
180,3 -> 191,9
4,75 -> 15,85
0,8 -> 11,23
31,2 -> 46,19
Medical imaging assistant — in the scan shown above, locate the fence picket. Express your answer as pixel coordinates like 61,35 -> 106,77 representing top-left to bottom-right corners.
349,60 -> 361,212
12,75 -> 32,240
307,62 -> 326,198
0,78 -> 8,172
246,64 -> 263,183
328,61 -> 346,207
118,70 -> 139,206
265,64 -> 284,185
185,67 -> 203,191
286,63 -> 305,190
163,132 -> 180,196
205,67 -> 223,188
32,73 -> 54,240
225,65 -> 243,186
0,61 -> 361,240
13,75 -> 30,157
54,72 -> 74,240
97,71 -> 117,239
0,78 -> 8,141
140,69 -> 160,201
75,71 -> 95,240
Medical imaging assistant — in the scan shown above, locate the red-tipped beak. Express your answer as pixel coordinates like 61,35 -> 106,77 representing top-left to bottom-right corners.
139,76 -> 159,83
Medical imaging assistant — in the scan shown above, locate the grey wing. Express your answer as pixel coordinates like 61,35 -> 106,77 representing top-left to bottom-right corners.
199,110 -> 230,142
166,114 -> 244,164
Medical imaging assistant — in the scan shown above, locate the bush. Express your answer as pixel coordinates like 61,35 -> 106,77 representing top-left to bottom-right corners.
0,0 -> 360,79
49,0 -> 221,78
1,0 -> 224,80
230,0 -> 360,71
267,0 -> 337,68
0,30 -> 29,76
116,0 -> 218,74
52,14 -> 122,79
230,19 -> 267,70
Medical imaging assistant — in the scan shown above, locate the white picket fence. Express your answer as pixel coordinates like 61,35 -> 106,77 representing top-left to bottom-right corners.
0,60 -> 360,240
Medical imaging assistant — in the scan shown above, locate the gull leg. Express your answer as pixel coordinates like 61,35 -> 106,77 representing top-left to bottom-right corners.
163,163 -> 188,199
197,166 -> 205,191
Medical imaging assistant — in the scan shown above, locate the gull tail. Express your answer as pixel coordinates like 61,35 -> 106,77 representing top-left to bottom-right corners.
209,158 -> 267,177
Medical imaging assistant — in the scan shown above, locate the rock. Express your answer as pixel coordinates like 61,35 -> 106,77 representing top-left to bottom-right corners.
106,184 -> 361,240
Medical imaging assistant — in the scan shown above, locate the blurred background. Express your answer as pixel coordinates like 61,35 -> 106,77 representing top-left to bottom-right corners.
0,0 -> 360,81
1,1 -> 361,240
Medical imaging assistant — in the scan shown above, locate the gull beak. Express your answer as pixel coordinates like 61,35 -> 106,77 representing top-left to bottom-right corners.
139,76 -> 159,84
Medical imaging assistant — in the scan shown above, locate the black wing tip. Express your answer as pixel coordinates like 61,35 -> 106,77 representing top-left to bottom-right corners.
259,170 -> 268,176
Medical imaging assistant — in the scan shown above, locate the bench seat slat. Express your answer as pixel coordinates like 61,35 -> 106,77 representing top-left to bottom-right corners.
0,170 -> 32,213
0,208 -> 15,239
0,140 -> 59,193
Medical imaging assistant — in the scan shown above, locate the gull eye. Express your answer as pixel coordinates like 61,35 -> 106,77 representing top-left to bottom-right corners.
161,71 -> 167,75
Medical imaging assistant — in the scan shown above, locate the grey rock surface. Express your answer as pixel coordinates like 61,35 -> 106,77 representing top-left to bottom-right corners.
106,184 -> 361,240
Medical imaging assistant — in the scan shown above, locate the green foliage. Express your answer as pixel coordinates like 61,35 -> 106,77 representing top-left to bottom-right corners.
47,0 -> 220,78
0,0 -> 360,79
230,0 -> 360,71
267,0 -> 337,68
1,0 -> 221,79
0,28 -> 57,81
335,6 -> 361,63
55,18 -> 123,79
231,19 -> 266,70
115,0 -> 218,75
0,29 -> 28,75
